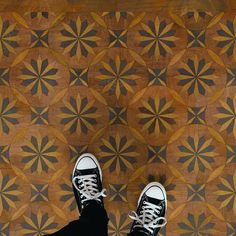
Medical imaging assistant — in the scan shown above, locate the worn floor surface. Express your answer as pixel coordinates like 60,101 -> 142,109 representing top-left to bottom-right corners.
0,1 -> 236,235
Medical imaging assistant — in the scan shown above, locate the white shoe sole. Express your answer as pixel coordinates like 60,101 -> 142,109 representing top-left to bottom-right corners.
72,153 -> 103,181
138,182 -> 168,212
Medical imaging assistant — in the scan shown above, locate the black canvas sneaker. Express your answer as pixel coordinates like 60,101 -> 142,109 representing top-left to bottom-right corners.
129,182 -> 167,236
72,153 -> 106,212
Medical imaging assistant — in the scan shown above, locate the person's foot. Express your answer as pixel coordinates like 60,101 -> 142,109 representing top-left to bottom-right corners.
129,182 -> 167,236
72,153 -> 106,212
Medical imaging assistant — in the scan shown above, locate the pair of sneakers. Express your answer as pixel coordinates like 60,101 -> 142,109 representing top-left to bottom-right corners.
72,153 -> 167,236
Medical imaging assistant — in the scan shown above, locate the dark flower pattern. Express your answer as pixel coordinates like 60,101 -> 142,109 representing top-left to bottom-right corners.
30,12 -> 48,19
138,96 -> 177,136
215,171 -> 236,215
31,29 -> 49,48
58,94 -> 99,135
31,106 -> 49,125
187,106 -> 206,124
177,213 -> 216,235
60,16 -> 100,61
0,96 -> 20,134
0,16 -> 19,58
214,17 -> 236,61
0,222 -> 9,236
177,135 -> 216,173
109,107 -> 127,125
108,211 -> 131,236
138,16 -> 178,60
227,222 -> 236,235
147,145 -> 167,163
226,144 -> 236,164
214,95 -> 236,139
69,68 -> 88,86
148,68 -> 167,86
109,29 -> 127,48
0,171 -> 21,215
181,9 -> 212,22
102,11 -> 134,22
21,211 -> 57,235
0,68 -> 9,86
99,134 -> 138,174
19,57 -> 59,97
21,135 -> 59,174
187,29 -> 205,48
226,67 -> 236,86
97,56 -> 139,99
187,184 -> 205,201
176,57 -> 215,96
109,184 -> 127,202
30,184 -> 49,202
58,178 -> 76,211
0,145 -> 10,164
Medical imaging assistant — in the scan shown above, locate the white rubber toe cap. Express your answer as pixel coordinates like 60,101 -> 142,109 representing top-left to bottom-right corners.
76,156 -> 97,170
145,186 -> 165,200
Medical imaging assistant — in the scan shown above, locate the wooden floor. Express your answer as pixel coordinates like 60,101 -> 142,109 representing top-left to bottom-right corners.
0,0 -> 236,235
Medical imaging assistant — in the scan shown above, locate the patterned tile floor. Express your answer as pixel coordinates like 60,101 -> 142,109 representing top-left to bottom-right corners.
0,9 -> 236,235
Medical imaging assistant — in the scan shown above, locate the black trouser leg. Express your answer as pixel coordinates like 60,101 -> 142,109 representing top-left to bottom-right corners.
46,201 -> 109,236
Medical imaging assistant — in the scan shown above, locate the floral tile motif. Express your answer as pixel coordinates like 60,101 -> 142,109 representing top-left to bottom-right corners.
0,171 -> 21,215
69,68 -> 88,87
138,96 -> 177,136
59,16 -> 100,62
214,17 -> 236,61
187,30 -> 206,48
108,211 -> 131,236
0,222 -> 9,236
30,183 -> 49,202
21,135 -> 59,174
0,16 -> 19,59
0,145 -> 10,164
31,29 -> 49,48
177,213 -> 216,235
19,56 -> 59,97
58,93 -> 99,135
21,211 -> 57,235
187,106 -> 206,124
177,134 -> 216,173
109,107 -> 127,125
138,16 -> 178,60
187,183 -> 205,201
58,178 -> 77,211
96,56 -> 139,99
215,170 -> 236,215
176,57 -> 215,96
99,133 -> 138,174
109,184 -> 127,202
214,94 -> 236,138
0,68 -> 9,86
0,96 -> 20,134
0,10 -> 235,235
31,106 -> 49,125
108,29 -> 127,48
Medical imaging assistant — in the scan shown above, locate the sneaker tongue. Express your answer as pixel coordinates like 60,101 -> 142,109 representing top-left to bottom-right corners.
146,195 -> 163,206
75,167 -> 97,176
